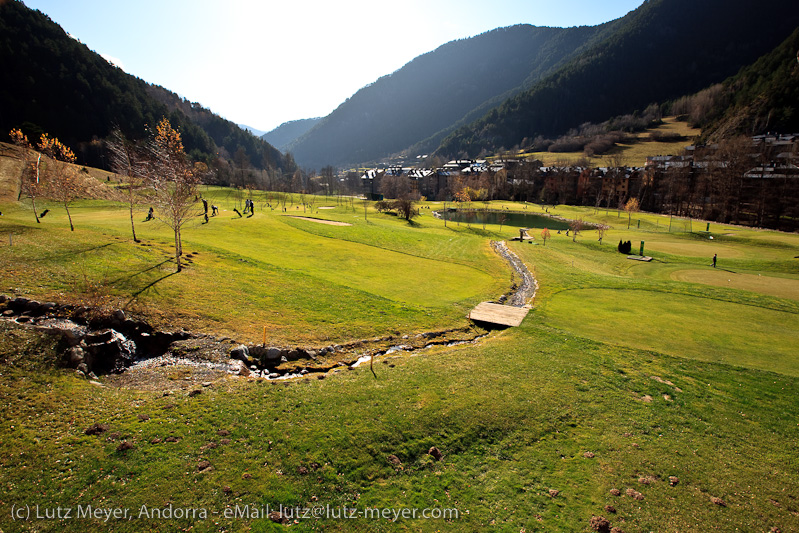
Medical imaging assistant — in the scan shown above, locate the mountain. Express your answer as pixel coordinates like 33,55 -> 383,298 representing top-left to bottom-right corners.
0,0 -> 287,173
239,124 -> 268,137
691,27 -> 799,141
261,118 -> 321,152
287,22 -> 624,169
436,0 -> 799,158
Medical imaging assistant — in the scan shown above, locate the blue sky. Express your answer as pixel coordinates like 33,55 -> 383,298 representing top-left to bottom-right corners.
23,0 -> 644,133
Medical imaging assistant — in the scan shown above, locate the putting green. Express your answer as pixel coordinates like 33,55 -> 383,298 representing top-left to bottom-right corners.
540,288 -> 799,376
670,269 -> 799,301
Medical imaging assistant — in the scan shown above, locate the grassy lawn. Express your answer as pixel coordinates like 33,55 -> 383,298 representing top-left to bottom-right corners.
0,192 -> 506,344
538,288 -> 799,376
1,192 -> 799,532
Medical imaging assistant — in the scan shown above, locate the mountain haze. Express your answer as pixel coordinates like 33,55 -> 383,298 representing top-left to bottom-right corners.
287,22 -> 624,168
261,118 -> 321,151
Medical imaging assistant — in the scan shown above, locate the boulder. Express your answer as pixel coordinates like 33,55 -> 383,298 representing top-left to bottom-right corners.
67,346 -> 85,366
230,345 -> 250,361
248,345 -> 267,359
82,329 -> 136,373
262,347 -> 282,363
9,297 -> 30,311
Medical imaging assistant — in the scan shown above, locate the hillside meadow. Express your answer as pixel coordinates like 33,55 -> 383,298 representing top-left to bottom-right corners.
1,190 -> 799,532
513,117 -> 701,167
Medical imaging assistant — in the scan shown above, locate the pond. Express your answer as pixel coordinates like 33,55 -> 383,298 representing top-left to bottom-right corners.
438,209 -> 571,230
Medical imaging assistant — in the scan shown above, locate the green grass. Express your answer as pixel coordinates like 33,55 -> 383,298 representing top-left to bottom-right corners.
1,192 -> 799,532
539,288 -> 799,376
0,191 -> 507,343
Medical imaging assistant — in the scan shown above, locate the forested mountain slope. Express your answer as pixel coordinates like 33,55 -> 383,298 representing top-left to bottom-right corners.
0,0 -> 287,172
287,22 -> 619,168
436,0 -> 799,158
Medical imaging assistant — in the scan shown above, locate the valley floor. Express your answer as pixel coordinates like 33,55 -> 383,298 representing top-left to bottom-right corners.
1,194 -> 798,532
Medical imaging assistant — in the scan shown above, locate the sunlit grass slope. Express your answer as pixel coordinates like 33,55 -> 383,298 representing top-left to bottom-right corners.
1,192 -> 799,532
0,191 -> 506,343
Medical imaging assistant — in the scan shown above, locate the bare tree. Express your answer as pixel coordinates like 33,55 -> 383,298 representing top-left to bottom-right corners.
107,127 -> 146,242
9,129 -> 44,223
569,218 -> 584,242
144,118 -> 200,272
596,223 -> 610,244
498,213 -> 507,233
320,165 -> 335,197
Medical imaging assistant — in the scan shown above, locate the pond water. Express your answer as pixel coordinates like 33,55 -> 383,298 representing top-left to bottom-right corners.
439,209 -> 571,230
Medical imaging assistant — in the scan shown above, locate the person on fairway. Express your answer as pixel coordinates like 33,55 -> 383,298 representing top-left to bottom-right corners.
712,253 -> 717,268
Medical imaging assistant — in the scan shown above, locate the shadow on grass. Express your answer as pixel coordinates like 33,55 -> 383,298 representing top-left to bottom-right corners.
124,267 -> 178,308
110,259 -> 173,288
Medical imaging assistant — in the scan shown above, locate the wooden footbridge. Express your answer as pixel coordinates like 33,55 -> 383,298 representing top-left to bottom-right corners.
468,302 -> 530,327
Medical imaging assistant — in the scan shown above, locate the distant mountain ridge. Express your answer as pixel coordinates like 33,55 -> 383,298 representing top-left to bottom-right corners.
0,0 -> 287,173
239,124 -> 269,137
287,22 -> 622,168
261,118 -> 321,151
288,0 -> 799,169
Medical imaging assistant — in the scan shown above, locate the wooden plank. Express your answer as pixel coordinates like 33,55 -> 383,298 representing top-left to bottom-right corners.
468,302 -> 530,327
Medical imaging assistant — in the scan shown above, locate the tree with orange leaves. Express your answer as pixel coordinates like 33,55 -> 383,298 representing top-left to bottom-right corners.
38,133 -> 81,231
144,117 -> 200,272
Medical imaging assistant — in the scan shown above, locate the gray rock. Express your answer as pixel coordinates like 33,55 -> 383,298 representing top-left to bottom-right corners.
61,327 -> 85,346
265,347 -> 282,361
9,297 -> 30,310
230,345 -> 250,361
82,329 -> 136,373
67,346 -> 85,366
248,345 -> 266,358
